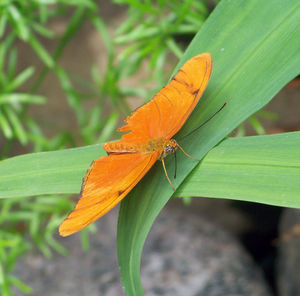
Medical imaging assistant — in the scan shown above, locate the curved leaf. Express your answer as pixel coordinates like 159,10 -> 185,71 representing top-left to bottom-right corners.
0,145 -> 103,199
176,132 -> 300,208
117,0 -> 300,295
1,132 -> 299,205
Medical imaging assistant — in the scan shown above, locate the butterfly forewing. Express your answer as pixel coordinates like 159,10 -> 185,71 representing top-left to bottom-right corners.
118,53 -> 212,142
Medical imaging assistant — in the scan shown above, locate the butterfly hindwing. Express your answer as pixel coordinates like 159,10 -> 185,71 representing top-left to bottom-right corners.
59,152 -> 159,236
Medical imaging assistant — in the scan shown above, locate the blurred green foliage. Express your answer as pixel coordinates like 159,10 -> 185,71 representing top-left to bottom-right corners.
0,0 -> 213,294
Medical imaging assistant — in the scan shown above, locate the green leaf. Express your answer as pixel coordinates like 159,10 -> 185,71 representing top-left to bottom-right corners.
176,132 -> 300,208
97,111 -> 119,143
8,276 -> 32,294
7,47 -> 17,80
0,14 -> 7,38
0,94 -> 46,105
7,5 -> 30,41
0,145 -> 103,199
0,1 -> 299,295
91,16 -> 114,60
248,115 -> 266,135
28,35 -> 55,68
0,33 -> 15,80
3,107 -> 27,145
4,67 -> 35,92
1,131 -> 299,203
0,109 -> 13,138
30,7 -> 88,93
117,0 -> 300,295
31,21 -> 55,39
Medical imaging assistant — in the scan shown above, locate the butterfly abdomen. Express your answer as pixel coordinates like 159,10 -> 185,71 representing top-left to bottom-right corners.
104,138 -> 171,155
103,142 -> 138,154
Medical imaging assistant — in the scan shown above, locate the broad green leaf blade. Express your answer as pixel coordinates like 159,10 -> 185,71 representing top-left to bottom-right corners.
117,0 -> 300,295
176,132 -> 300,208
0,145 -> 103,199
1,132 -> 299,203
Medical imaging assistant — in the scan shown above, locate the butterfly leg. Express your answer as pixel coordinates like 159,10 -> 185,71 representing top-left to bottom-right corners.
177,143 -> 200,161
161,158 -> 175,191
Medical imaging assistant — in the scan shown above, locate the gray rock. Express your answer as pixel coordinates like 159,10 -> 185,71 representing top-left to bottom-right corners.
14,206 -> 123,296
14,201 -> 272,296
277,208 -> 300,296
142,204 -> 271,296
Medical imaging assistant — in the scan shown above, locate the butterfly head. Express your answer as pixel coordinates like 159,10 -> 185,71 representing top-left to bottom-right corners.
161,139 -> 178,159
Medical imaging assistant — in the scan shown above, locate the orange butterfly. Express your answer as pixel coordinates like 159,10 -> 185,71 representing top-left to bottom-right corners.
59,53 -> 212,236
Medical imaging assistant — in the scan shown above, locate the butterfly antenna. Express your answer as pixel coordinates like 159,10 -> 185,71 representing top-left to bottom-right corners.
174,151 -> 177,179
162,158 -> 175,191
177,143 -> 200,161
179,102 -> 227,140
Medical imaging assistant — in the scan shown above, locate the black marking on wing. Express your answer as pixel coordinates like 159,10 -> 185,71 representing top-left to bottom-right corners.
172,69 -> 189,86
192,88 -> 200,96
171,68 -> 184,80
167,57 -> 210,137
